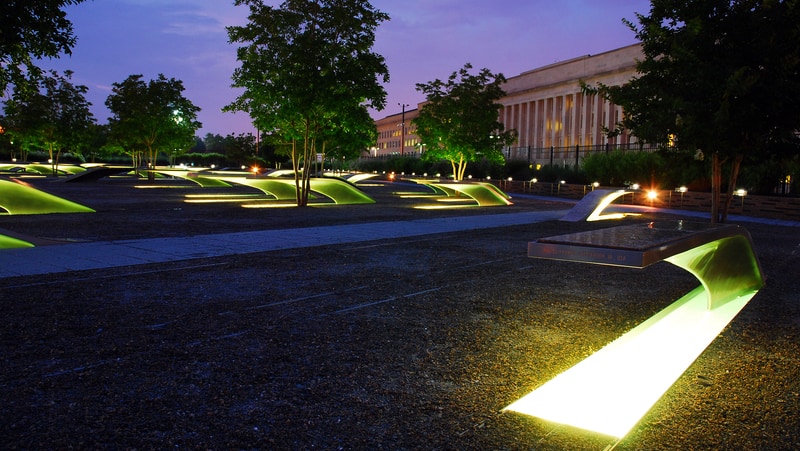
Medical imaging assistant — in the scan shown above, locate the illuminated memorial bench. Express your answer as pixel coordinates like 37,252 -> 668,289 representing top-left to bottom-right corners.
505,220 -> 764,439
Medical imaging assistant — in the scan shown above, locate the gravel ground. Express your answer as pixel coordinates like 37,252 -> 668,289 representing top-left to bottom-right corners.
0,176 -> 798,450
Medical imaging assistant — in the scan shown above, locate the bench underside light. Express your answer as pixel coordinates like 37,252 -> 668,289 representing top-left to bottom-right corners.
505,225 -> 764,439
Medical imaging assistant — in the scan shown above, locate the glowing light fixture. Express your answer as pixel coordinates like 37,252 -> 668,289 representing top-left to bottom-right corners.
584,190 -> 635,221
414,204 -> 479,210
505,287 -> 757,438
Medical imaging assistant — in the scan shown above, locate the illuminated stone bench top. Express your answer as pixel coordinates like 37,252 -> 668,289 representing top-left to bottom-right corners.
531,220 -> 751,265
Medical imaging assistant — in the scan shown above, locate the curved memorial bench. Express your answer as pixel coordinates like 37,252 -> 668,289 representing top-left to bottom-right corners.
64,166 -> 134,182
559,189 -> 634,222
528,220 -> 763,309
0,179 -> 95,215
410,181 -> 512,207
506,220 -> 764,439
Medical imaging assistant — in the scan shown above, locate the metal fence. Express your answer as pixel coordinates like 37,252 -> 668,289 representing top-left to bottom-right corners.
360,143 -> 662,166
505,142 -> 662,167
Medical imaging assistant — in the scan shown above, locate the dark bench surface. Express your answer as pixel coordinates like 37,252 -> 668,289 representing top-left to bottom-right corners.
529,220 -> 743,268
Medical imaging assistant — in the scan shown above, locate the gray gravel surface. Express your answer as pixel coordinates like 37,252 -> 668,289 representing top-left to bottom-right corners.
0,177 -> 798,450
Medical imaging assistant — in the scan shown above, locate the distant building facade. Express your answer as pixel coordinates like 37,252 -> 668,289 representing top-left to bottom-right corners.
370,43 -> 645,163
372,107 -> 420,157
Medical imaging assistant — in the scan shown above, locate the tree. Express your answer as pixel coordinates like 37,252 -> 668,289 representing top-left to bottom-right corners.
1,0 -> 86,94
3,70 -> 95,174
414,63 -> 517,181
106,74 -> 201,179
226,0 -> 388,206
585,0 -> 800,223
319,104 -> 377,173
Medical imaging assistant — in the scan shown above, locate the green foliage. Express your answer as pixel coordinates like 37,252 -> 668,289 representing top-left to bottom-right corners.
582,150 -> 664,186
738,155 -> 799,195
175,152 -> 226,168
105,74 -> 201,177
3,70 -> 95,173
0,0 -> 86,93
414,63 -> 516,181
226,0 -> 389,206
533,164 -> 587,185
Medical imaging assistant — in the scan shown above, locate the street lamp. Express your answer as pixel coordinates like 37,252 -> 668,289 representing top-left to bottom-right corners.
398,103 -> 409,156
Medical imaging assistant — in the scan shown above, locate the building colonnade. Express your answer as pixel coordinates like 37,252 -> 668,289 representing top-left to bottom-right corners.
370,43 -> 644,162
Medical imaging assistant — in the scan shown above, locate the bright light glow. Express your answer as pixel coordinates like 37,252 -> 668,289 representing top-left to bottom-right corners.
631,183 -> 640,190
436,197 -> 477,203
183,198 -> 265,204
586,190 -> 635,222
241,203 -> 299,209
736,189 -> 747,196
679,186 -> 688,193
647,190 -> 658,200
504,286 -> 758,438
184,194 -> 264,199
414,204 -> 479,210
134,185 -> 187,189
0,234 -> 35,249
397,194 -> 444,199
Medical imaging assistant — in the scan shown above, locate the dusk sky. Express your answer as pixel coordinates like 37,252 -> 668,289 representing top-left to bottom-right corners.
35,0 -> 652,137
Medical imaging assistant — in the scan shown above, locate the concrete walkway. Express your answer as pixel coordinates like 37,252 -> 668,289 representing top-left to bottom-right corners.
0,210 -> 569,279
3,199 -> 798,280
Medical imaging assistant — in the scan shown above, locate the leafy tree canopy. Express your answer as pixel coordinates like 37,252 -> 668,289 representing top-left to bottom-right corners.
0,0 -> 86,94
3,70 -> 95,171
226,0 -> 389,205
414,63 -> 516,181
105,74 -> 201,178
585,0 -> 800,222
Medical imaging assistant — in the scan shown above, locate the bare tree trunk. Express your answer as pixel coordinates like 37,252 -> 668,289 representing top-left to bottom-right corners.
720,153 -> 744,223
291,139 -> 302,206
302,135 -> 313,206
711,152 -> 722,224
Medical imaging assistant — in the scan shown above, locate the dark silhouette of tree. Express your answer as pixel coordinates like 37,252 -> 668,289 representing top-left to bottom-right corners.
585,0 -> 800,222
1,0 -> 86,94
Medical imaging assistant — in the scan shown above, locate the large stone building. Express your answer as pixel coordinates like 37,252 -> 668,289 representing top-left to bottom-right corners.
372,106 -> 420,157
371,43 -> 646,164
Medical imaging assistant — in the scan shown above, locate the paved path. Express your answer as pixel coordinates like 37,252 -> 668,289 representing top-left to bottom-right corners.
3,199 -> 798,280
0,210 -> 568,279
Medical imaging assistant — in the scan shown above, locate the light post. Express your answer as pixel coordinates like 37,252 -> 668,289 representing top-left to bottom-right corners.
398,103 -> 408,156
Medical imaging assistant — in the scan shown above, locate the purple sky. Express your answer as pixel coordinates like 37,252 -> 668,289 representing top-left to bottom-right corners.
33,0 -> 651,137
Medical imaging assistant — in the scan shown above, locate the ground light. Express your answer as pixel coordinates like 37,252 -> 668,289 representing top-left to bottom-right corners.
504,286 -> 758,439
